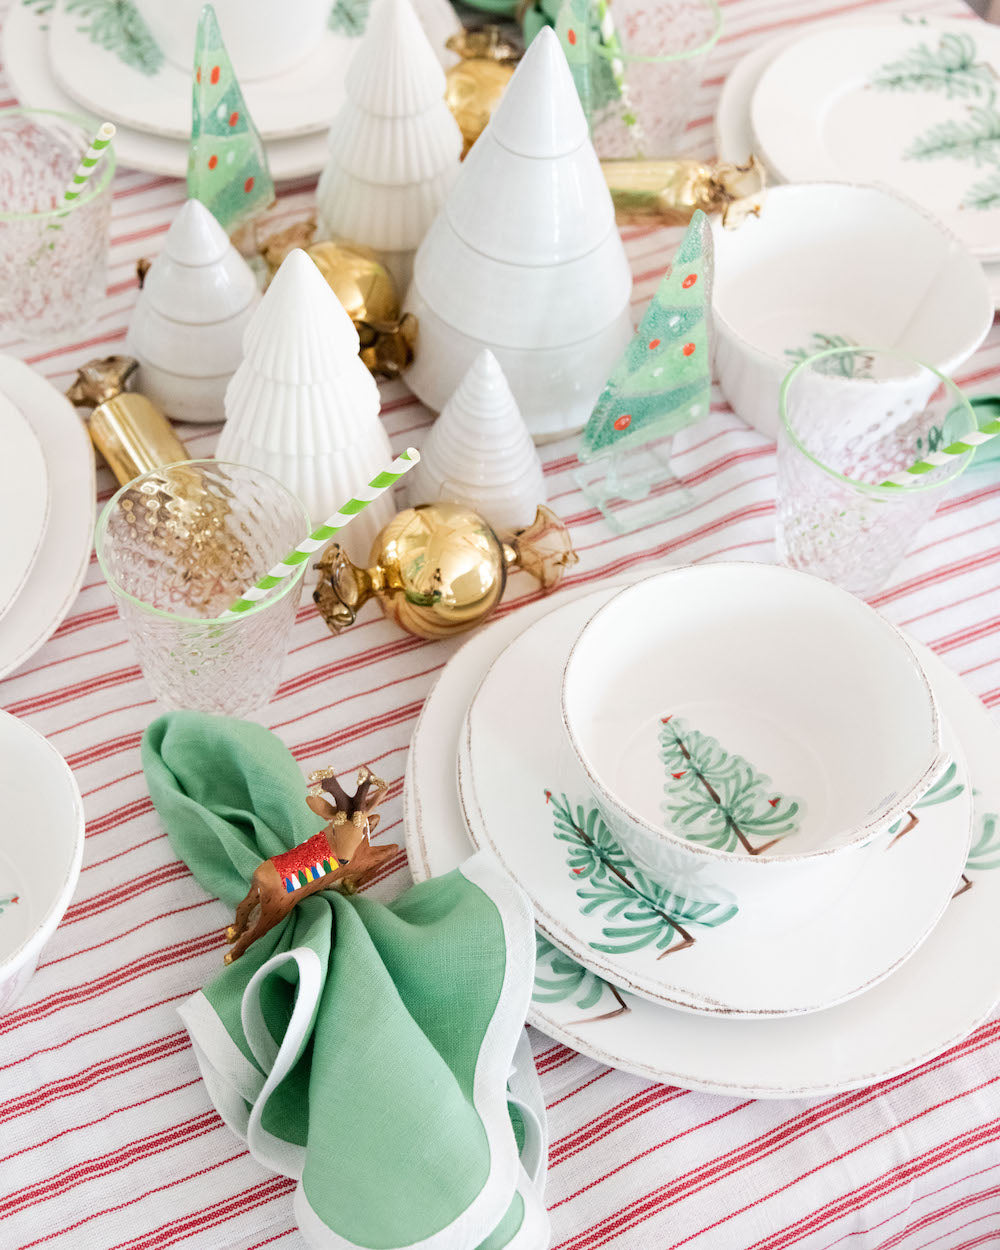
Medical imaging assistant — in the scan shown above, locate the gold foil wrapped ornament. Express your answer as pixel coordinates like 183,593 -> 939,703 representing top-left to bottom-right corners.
314,502 -> 578,641
602,157 -> 767,228
259,228 -> 417,379
66,356 -> 190,487
445,26 -> 520,156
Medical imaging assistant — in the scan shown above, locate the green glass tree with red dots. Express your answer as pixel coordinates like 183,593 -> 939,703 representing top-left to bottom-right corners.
187,3 -> 275,233
579,210 -> 713,460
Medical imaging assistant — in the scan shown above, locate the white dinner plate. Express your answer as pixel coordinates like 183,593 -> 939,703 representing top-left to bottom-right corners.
0,708 -> 85,1012
750,19 -> 1000,262
2,1 -> 331,180
49,0 -> 353,142
405,577 -> 1000,1097
457,592 -> 971,1018
714,18 -> 1000,310
0,391 -> 49,623
0,356 -> 95,679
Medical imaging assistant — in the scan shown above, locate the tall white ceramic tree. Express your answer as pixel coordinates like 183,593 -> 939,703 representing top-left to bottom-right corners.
406,349 -> 546,531
126,198 -> 259,423
216,248 -> 394,561
402,26 -> 632,443
316,0 -> 463,292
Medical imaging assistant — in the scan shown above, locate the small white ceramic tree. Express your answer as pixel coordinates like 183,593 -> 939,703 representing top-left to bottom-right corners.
216,248 -> 394,561
407,350 -> 546,531
403,26 -> 633,442
125,198 -> 259,424
315,0 -> 462,292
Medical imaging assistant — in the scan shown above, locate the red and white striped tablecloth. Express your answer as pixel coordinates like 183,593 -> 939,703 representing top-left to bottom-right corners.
2,0 -> 1000,1245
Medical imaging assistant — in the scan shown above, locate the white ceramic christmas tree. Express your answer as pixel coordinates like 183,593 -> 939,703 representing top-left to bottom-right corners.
215,248 -> 394,561
125,198 -> 259,424
316,0 -> 462,293
407,350 -> 546,531
403,26 -> 632,443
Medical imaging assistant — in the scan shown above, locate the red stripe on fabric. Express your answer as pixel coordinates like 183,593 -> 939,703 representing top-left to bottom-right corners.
61,861 -> 193,925
547,1067 -> 613,1111
40,900 -> 215,970
82,831 -> 169,873
551,1086 -> 690,1166
86,797 -> 155,838
870,1183 -> 1000,1250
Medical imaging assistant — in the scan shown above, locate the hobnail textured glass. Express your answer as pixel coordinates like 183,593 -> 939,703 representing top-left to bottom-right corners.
96,461 -> 309,716
0,110 -> 115,340
580,0 -> 722,158
776,348 -> 976,598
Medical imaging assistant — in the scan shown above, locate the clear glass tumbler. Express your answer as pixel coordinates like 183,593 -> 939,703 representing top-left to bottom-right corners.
96,461 -> 310,716
0,109 -> 115,340
776,348 -> 976,598
560,0 -> 722,158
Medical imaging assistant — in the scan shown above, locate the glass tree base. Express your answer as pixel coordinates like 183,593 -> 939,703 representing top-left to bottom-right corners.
574,439 -> 693,534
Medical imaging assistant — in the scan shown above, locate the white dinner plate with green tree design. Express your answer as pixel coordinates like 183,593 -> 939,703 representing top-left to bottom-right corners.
456,592 -> 972,1018
749,19 -> 1000,261
404,578 -> 1000,1096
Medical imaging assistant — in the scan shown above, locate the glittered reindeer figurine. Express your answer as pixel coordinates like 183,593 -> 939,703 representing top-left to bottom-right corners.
224,765 -> 398,964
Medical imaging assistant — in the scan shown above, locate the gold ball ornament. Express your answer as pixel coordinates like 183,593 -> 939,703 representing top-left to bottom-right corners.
305,240 -> 401,325
445,27 -> 520,156
313,502 -> 579,641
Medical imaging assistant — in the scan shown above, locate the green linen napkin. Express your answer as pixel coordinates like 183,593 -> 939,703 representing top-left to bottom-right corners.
142,712 -> 549,1250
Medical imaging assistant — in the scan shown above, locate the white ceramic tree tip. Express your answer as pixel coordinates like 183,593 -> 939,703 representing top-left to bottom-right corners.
490,26 -> 588,159
345,0 -> 445,118
165,198 -> 232,267
242,247 -> 361,380
453,349 -> 516,415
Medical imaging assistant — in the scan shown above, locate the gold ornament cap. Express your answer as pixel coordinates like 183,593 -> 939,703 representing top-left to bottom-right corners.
313,502 -> 578,641
445,26 -> 519,157
602,157 -> 767,228
66,356 -> 190,487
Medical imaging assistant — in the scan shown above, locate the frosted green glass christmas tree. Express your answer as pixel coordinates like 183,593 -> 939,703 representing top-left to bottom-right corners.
187,4 -> 275,233
575,210 -> 714,533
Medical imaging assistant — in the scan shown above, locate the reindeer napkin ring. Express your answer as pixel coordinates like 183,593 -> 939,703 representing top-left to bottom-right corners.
224,765 -> 398,964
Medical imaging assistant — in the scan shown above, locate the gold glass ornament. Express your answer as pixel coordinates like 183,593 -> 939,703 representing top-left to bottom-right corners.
313,502 -> 578,641
258,226 -> 417,378
445,26 -> 520,157
66,355 -> 190,487
602,157 -> 767,228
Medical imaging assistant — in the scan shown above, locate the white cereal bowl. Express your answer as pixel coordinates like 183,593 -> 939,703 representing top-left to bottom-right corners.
711,183 -> 994,440
561,563 -> 943,912
0,711 -> 84,1013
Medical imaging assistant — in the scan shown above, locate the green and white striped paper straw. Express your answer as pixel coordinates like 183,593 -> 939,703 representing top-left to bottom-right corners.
61,122 -> 116,205
221,448 -> 420,618
880,417 -> 1000,488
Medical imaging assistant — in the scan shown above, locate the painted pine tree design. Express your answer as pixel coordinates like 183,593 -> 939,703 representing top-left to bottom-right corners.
964,168 -> 1000,212
187,4 -> 275,232
954,808 -> 1000,896
578,211 -> 712,461
533,934 -> 629,1022
784,334 -> 875,379
546,790 -> 738,958
328,0 -> 370,34
0,894 -> 19,917
63,0 -> 163,74
870,33 -> 995,101
905,105 -> 1000,166
658,716 -> 803,856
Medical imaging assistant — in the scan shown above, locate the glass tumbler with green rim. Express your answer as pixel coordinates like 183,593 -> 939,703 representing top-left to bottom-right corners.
96,461 -> 310,716
0,109 -> 116,340
775,347 -> 976,598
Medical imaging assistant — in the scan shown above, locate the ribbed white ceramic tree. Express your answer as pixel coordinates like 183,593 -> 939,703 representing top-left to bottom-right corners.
407,350 -> 546,531
125,198 -> 259,423
403,26 -> 633,443
215,248 -> 394,561
316,0 -> 463,292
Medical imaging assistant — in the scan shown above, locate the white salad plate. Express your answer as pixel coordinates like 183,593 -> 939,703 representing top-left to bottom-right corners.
457,591 -> 971,1018
0,709 -> 85,1013
714,18 -> 1000,309
0,391 -> 49,624
750,19 -> 1000,262
0,356 -> 95,679
405,577 -> 1000,1098
48,0 -> 352,142
2,1 -> 329,180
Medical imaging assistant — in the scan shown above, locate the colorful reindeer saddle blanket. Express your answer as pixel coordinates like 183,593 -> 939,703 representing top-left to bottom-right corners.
142,711 -> 548,1250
